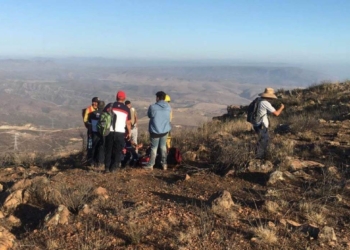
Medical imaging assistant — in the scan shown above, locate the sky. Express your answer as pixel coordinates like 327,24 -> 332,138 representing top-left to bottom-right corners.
0,0 -> 350,68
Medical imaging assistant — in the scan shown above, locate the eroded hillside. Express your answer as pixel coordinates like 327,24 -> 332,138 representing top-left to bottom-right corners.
0,82 -> 350,249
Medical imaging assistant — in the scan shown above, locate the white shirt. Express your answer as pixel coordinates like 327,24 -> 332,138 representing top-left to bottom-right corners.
256,98 -> 276,128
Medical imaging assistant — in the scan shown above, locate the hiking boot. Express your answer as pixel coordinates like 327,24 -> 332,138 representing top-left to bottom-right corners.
162,164 -> 168,170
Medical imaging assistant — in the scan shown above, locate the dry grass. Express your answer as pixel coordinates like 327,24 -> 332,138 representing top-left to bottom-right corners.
252,226 -> 278,245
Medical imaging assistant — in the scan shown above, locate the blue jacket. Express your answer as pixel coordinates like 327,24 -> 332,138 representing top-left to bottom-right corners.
148,100 -> 171,134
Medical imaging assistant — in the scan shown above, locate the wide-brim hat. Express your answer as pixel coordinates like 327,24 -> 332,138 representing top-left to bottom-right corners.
259,87 -> 277,99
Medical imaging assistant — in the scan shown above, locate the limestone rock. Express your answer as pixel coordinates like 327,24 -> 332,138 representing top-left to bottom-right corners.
3,189 -> 26,213
11,179 -> 32,191
184,174 -> 191,181
267,171 -> 284,186
0,226 -> 16,250
319,226 -> 337,242
247,160 -> 274,173
289,159 -> 324,171
93,187 -> 108,199
45,205 -> 70,227
208,190 -> 234,211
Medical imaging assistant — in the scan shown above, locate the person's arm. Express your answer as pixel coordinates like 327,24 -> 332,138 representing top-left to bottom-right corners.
272,104 -> 284,117
83,107 -> 90,123
134,109 -> 138,126
147,105 -> 153,118
126,120 -> 132,139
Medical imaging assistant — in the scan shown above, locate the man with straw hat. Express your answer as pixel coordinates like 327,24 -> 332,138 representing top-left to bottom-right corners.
254,87 -> 284,159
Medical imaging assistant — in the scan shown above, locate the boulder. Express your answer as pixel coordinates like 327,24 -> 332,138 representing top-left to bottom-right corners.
0,226 -> 16,250
2,189 -> 28,213
208,190 -> 234,216
44,205 -> 70,227
267,171 -> 284,186
289,159 -> 324,171
247,160 -> 274,173
319,226 -> 337,243
11,179 -> 32,191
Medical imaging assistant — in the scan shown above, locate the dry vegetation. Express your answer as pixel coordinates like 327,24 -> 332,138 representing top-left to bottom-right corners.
1,81 -> 350,249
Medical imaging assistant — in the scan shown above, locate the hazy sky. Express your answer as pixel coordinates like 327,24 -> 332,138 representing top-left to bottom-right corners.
1,0 -> 350,65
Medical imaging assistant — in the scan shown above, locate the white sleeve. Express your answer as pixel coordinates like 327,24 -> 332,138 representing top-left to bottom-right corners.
264,101 -> 276,113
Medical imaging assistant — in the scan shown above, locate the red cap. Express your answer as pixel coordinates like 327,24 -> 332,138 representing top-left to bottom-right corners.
116,91 -> 126,100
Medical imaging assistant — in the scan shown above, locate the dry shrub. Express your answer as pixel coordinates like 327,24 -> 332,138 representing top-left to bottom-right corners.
126,221 -> 148,245
252,226 -> 278,245
267,138 -> 294,164
264,201 -> 280,214
287,114 -> 319,134
51,182 -> 94,213
299,202 -> 326,226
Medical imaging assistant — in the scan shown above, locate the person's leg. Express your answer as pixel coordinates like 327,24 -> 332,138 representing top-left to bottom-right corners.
159,133 -> 168,170
104,133 -> 113,172
256,127 -> 269,159
131,127 -> 138,144
110,132 -> 125,171
91,132 -> 100,165
145,136 -> 159,169
97,134 -> 105,166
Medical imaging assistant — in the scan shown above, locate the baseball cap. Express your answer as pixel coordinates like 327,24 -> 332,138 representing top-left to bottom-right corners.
116,91 -> 126,100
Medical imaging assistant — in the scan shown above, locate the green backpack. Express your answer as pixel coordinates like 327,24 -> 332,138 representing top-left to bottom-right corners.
97,103 -> 116,136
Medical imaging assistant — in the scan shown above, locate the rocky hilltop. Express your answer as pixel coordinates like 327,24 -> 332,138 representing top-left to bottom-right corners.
0,81 -> 350,249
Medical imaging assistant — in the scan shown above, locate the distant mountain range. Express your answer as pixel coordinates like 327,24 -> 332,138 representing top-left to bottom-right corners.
0,58 -> 330,128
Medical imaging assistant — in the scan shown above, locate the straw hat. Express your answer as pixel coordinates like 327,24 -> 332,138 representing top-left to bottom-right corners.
259,87 -> 277,99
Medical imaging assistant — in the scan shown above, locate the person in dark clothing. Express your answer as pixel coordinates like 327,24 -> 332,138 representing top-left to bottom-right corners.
104,91 -> 132,173
88,100 -> 105,167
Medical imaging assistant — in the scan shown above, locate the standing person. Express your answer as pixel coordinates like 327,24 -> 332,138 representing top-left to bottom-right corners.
253,88 -> 284,159
88,100 -> 105,168
104,91 -> 132,173
125,100 -> 138,151
164,94 -> 172,150
83,97 -> 99,162
144,91 -> 171,170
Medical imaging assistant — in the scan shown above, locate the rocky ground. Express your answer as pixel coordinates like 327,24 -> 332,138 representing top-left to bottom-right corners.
1,82 -> 350,249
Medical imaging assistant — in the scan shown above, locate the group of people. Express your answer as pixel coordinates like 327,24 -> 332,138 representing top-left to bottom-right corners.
83,90 -> 172,172
82,87 -> 284,172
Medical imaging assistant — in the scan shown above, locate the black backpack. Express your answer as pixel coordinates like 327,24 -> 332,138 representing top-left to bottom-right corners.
246,98 -> 261,124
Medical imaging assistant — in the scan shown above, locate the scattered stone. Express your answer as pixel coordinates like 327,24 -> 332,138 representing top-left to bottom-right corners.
51,166 -> 59,172
325,140 -> 340,146
286,219 -> 302,227
45,205 -> 70,227
0,212 -> 4,219
224,169 -> 235,177
268,221 -> 276,228
282,171 -> 299,182
182,151 -> 197,161
318,119 -> 327,123
208,190 -> 234,216
79,204 -> 92,215
93,187 -> 108,200
184,174 -> 191,181
247,160 -> 274,173
279,219 -> 287,226
0,226 -> 16,250
319,226 -> 337,243
289,159 -> 324,171
0,184 -> 3,192
293,170 -> 316,181
267,171 -> 284,186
